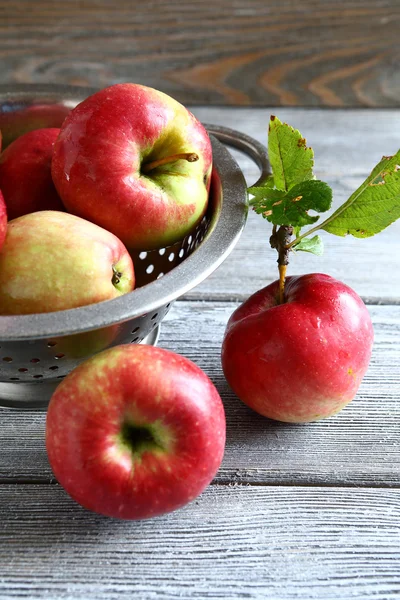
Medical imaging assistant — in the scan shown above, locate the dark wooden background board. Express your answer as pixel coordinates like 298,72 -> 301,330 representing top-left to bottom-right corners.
1,0 -> 400,107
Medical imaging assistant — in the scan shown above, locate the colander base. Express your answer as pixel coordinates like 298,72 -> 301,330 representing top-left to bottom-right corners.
0,325 -> 160,410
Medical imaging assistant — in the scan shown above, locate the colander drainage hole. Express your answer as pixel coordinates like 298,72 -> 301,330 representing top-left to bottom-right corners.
33,375 -> 43,379
49,366 -> 58,371
131,327 -> 140,334
151,313 -> 158,320
3,357 -> 12,362
168,252 -> 175,262
159,248 -> 166,256
30,358 -> 40,363
9,377 -> 19,381
157,272 -> 164,279
18,368 -> 28,373
139,252 -> 147,260
131,337 -> 139,343
146,264 -> 154,274
179,249 -> 184,258
54,354 -> 65,360
47,342 -> 57,348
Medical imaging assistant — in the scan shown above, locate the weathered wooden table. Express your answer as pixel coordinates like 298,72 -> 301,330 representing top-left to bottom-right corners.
0,107 -> 399,599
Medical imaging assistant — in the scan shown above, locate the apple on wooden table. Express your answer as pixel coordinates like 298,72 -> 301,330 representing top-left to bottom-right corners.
0,128 -> 64,219
46,344 -> 226,520
222,274 -> 373,422
52,83 -> 213,250
222,116 -> 400,423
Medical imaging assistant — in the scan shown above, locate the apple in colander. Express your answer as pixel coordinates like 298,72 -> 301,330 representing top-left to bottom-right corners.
0,133 -> 8,251
0,211 -> 134,315
0,189 -> 7,251
51,83 -> 213,251
0,128 -> 64,220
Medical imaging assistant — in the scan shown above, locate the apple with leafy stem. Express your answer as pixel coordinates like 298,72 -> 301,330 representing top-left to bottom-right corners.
0,128 -> 64,220
222,116 -> 400,423
0,211 -> 134,315
46,344 -> 226,520
51,83 -> 212,250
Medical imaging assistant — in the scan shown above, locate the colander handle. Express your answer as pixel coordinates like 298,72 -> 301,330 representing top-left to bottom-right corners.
204,124 -> 271,187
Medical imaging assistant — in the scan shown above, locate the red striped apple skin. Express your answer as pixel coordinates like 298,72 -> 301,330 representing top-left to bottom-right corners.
52,83 -> 212,250
0,190 -> 7,251
222,273 -> 374,423
46,345 -> 226,520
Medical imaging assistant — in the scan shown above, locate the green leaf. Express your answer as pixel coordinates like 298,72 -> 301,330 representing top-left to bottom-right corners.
294,235 -> 324,256
293,226 -> 302,238
268,116 -> 314,191
249,179 -> 333,227
322,152 -> 400,237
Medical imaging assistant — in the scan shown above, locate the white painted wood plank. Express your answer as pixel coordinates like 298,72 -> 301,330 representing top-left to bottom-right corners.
194,108 -> 400,177
0,108 -> 398,600
0,484 -> 399,600
1,301 -> 399,487
187,108 -> 400,301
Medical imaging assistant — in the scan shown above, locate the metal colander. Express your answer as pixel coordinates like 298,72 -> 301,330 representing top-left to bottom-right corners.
0,85 -> 270,408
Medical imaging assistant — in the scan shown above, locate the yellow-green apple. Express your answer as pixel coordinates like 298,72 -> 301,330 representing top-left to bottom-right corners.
0,190 -> 7,251
0,211 -> 134,315
51,83 -> 212,250
0,128 -> 64,220
221,273 -> 374,423
46,344 -> 226,520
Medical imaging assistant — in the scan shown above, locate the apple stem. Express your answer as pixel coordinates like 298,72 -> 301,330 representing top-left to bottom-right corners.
112,266 -> 123,286
278,265 -> 287,304
270,225 -> 293,303
142,152 -> 199,174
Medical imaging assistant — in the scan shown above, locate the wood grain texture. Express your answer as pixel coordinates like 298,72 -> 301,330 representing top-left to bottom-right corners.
0,484 -> 399,599
1,0 -> 400,107
189,107 -> 400,301
1,302 -> 399,487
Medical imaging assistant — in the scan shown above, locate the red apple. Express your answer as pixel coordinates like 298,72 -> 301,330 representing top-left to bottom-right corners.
0,211 -> 134,315
0,128 -> 64,220
0,103 -> 70,149
221,273 -> 374,423
51,83 -> 212,250
0,189 -> 7,251
46,344 -> 226,520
